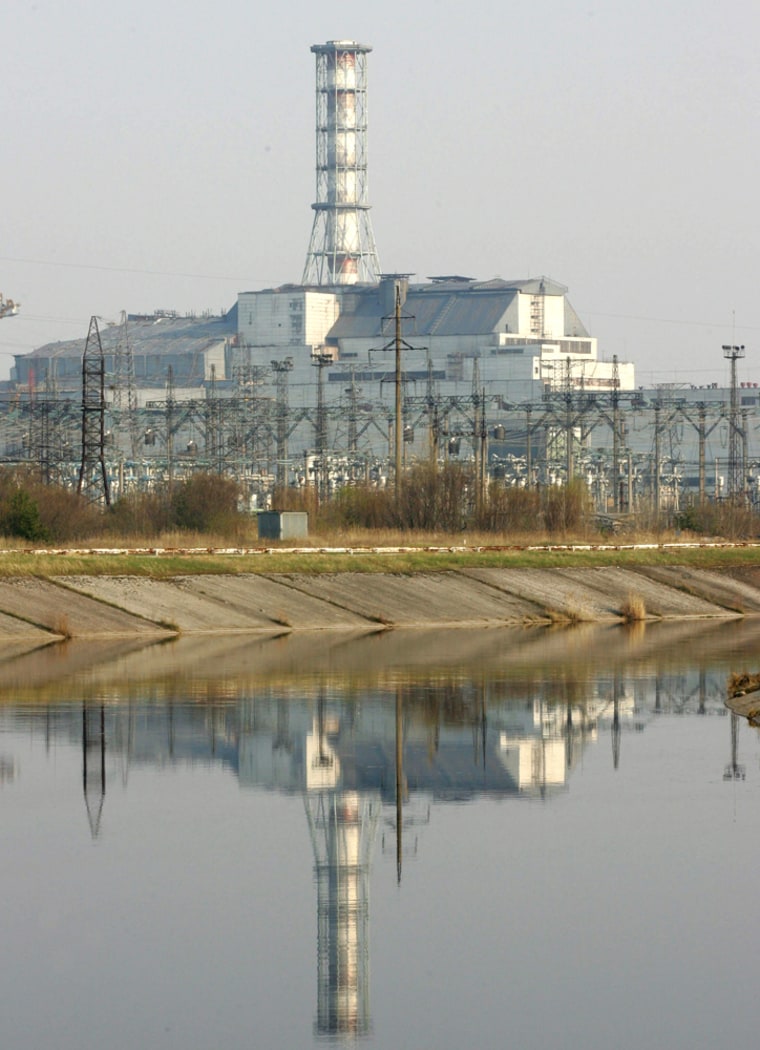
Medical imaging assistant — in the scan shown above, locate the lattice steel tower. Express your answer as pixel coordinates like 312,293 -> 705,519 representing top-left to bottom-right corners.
77,316 -> 111,506
302,40 -> 381,286
722,343 -> 746,501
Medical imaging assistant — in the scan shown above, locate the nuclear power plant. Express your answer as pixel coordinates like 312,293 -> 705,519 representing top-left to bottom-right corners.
1,40 -> 756,510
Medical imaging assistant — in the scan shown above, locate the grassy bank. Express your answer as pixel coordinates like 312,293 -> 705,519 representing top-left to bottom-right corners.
0,540 -> 758,578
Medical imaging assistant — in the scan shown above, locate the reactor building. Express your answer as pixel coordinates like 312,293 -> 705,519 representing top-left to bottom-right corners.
12,38 -> 634,409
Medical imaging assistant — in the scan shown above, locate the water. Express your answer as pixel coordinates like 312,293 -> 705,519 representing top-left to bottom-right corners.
1,622 -> 759,1050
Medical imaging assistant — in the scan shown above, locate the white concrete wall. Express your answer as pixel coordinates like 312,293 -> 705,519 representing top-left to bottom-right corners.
542,295 -> 566,339
204,340 -> 227,381
238,290 -> 339,349
304,292 -> 341,346
515,291 -> 566,338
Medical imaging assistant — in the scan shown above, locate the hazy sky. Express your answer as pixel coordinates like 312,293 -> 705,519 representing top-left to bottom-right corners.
2,0 -> 758,386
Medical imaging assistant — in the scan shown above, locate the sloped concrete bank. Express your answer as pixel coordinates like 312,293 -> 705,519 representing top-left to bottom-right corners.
0,565 -> 759,642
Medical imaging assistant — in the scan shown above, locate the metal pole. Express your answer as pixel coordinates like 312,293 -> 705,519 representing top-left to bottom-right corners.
654,401 -> 661,513
479,388 -> 488,509
394,285 -> 403,498
612,356 -> 620,512
627,450 -> 633,512
698,404 -> 706,503
525,407 -> 533,489
741,408 -> 749,505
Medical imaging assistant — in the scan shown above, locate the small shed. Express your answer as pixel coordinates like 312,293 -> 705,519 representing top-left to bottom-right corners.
257,511 -> 309,541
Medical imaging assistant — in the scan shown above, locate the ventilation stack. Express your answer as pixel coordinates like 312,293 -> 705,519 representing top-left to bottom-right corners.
302,40 -> 381,286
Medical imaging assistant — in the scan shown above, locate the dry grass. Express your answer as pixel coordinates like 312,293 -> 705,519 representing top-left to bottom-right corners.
620,592 -> 647,623
51,613 -> 72,639
728,671 -> 760,698
548,603 -> 594,625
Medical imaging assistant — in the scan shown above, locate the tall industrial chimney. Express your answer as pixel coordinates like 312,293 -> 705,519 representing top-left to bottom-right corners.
302,40 -> 381,286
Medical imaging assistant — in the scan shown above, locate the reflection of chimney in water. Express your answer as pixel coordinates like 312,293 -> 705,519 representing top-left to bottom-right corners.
304,704 -> 380,1038
82,704 -> 106,838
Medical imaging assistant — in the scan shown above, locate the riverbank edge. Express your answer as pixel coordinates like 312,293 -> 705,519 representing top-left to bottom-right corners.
1,560 -> 759,641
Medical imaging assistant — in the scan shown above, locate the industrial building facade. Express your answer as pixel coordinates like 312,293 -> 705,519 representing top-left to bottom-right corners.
234,274 -> 635,405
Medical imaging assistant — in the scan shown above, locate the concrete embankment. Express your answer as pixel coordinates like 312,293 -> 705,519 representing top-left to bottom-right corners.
0,564 -> 759,643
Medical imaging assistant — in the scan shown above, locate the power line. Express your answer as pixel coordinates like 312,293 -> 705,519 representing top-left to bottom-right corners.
6,256 -> 759,334
0,254 -> 277,285
584,309 -> 760,332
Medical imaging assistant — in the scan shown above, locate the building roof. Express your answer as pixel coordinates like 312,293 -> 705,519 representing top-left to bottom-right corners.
327,276 -> 584,342
19,309 -> 236,363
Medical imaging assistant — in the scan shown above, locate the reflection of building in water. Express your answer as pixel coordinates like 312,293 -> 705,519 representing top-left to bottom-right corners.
237,686 -> 614,801
1,670 -> 709,851
0,667 -> 744,1043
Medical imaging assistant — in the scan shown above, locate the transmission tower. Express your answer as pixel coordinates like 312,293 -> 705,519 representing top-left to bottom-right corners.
272,358 -> 293,487
470,358 -> 487,510
36,368 -> 59,484
425,354 -> 441,464
312,351 -> 332,500
722,343 -> 746,501
371,276 -> 423,496
77,316 -> 111,506
113,311 -> 140,460
165,365 -> 176,485
612,354 -> 621,511
346,367 -> 359,456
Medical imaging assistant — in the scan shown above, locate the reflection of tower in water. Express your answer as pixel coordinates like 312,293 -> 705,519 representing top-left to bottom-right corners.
304,692 -> 380,1038
724,711 -> 746,781
82,703 -> 106,837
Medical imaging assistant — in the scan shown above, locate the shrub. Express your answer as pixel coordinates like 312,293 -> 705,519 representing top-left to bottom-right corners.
394,462 -> 471,531
321,485 -> 393,529
170,472 -> 242,534
1,488 -> 48,542
270,485 -> 319,516
474,484 -> 541,533
675,499 -> 760,540
107,487 -> 173,538
37,484 -> 105,541
542,478 -> 593,535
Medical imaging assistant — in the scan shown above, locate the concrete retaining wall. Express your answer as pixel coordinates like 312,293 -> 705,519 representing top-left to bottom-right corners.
0,565 -> 756,642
